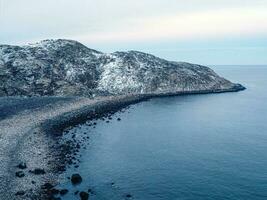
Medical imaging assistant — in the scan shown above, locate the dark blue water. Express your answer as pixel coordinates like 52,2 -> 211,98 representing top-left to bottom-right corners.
60,66 -> 267,200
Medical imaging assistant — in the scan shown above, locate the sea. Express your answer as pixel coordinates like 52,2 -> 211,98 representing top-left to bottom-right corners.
59,65 -> 267,200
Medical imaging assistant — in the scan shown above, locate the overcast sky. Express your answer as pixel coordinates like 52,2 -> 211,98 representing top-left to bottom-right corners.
0,0 -> 267,65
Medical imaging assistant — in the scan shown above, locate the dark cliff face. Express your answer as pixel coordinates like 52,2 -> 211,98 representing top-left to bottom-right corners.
0,39 -> 243,97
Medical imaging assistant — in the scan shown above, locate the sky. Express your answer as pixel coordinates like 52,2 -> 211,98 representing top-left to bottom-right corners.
0,0 -> 267,65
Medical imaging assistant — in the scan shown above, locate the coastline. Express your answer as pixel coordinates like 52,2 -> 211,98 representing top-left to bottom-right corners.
0,84 -> 245,199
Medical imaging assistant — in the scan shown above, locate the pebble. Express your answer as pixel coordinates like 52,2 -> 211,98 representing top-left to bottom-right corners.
15,171 -> 25,178
41,183 -> 54,190
29,168 -> 46,175
50,188 -> 59,195
15,191 -> 25,196
60,189 -> 68,195
17,162 -> 27,169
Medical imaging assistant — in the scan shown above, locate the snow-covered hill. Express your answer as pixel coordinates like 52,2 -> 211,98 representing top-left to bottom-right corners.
0,39 -> 244,97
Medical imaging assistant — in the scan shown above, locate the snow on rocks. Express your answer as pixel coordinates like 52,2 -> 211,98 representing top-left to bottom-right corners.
0,39 -> 242,97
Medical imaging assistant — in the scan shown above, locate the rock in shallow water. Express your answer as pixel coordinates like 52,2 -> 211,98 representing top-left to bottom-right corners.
79,191 -> 89,200
71,173 -> 82,184
126,194 -> 132,198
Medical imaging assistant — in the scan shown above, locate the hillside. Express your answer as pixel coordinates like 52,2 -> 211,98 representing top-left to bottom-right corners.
0,39 -> 244,97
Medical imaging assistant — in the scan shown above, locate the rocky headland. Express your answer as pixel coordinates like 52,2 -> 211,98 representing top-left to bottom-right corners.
0,39 -> 245,199
0,39 -> 244,97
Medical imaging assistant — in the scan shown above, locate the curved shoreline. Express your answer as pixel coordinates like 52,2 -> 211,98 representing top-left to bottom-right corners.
41,84 -> 246,135
0,85 -> 245,199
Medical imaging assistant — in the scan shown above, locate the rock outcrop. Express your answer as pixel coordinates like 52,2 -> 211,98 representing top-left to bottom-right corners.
0,39 -> 244,97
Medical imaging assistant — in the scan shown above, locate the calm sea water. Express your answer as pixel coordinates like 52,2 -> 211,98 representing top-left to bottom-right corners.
60,66 -> 267,200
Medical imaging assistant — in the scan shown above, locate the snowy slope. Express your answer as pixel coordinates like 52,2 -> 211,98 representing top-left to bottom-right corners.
0,39 -> 243,97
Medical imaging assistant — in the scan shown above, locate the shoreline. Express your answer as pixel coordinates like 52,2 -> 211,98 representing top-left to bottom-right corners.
41,84 -> 246,135
0,85 -> 245,199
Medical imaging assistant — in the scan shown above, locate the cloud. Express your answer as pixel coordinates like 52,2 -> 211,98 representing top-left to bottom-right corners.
1,0 -> 266,64
75,6 -> 267,44
1,0 -> 267,45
